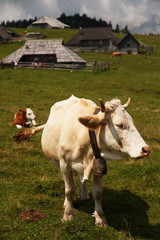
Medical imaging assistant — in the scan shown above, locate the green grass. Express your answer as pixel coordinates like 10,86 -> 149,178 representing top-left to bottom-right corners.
9,28 -> 78,43
0,30 -> 160,240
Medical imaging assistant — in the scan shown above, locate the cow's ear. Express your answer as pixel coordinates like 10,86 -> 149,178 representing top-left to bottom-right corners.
78,115 -> 102,130
19,109 -> 26,115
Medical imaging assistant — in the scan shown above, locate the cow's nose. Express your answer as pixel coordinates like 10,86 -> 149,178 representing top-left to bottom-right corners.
142,146 -> 150,156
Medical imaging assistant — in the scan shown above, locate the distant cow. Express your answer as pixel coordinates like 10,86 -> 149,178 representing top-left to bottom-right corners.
13,108 -> 36,129
13,96 -> 150,226
111,51 -> 122,58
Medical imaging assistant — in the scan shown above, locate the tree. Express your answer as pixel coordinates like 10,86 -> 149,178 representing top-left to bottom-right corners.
114,24 -> 120,33
108,21 -> 112,29
1,21 -> 5,26
121,25 -> 130,34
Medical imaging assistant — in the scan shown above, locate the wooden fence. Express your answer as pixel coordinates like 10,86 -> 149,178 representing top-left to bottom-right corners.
138,45 -> 156,55
0,60 -> 109,73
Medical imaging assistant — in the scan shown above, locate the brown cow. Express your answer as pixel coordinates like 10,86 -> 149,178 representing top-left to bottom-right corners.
111,51 -> 122,58
13,108 -> 36,129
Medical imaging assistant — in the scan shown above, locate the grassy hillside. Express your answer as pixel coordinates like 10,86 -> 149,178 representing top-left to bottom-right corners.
9,27 -> 78,43
0,30 -> 160,240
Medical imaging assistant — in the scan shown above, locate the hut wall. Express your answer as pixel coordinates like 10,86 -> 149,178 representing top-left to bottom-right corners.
28,23 -> 51,29
118,36 -> 139,53
80,39 -> 110,47
19,54 -> 57,63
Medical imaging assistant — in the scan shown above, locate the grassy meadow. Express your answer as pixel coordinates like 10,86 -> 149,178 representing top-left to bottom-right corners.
0,29 -> 160,240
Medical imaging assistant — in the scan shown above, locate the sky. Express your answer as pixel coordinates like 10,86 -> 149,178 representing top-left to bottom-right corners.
0,0 -> 160,28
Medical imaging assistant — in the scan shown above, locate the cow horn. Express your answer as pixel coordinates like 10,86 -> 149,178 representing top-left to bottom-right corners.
99,99 -> 106,112
123,98 -> 131,109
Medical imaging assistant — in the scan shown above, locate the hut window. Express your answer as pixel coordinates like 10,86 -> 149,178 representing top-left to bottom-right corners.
88,40 -> 92,46
48,56 -> 53,62
34,57 -> 38,62
53,55 -> 56,62
127,43 -> 130,47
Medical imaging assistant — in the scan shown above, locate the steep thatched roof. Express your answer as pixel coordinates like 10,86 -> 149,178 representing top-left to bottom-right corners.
27,16 -> 70,29
66,27 -> 120,46
1,39 -> 86,64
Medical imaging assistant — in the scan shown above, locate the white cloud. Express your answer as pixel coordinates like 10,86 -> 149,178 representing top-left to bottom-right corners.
78,0 -> 152,28
0,0 -> 160,29
0,0 -> 61,22
0,1 -> 26,22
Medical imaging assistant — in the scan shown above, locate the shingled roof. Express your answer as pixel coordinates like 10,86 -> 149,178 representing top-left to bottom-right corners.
116,32 -> 140,46
1,39 -> 86,64
27,16 -> 70,29
66,27 -> 120,46
0,26 -> 19,40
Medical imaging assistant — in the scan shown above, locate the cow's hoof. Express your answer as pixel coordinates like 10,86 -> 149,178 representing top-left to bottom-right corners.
93,212 -> 107,227
95,219 -> 107,227
61,214 -> 73,222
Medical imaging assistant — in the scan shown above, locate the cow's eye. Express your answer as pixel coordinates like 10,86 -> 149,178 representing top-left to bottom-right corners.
116,124 -> 124,129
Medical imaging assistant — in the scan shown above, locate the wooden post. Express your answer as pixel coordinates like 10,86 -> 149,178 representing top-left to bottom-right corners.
105,62 -> 107,70
1,61 -> 4,69
101,63 -> 103,71
92,61 -> 96,73
72,63 -> 74,72
97,64 -> 99,73
12,61 -> 14,69
153,45 -> 156,53
92,62 -> 94,73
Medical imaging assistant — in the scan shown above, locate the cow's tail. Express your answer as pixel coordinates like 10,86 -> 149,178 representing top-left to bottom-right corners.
13,124 -> 46,144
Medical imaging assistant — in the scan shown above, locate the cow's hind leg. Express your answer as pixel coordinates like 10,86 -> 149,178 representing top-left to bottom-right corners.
80,181 -> 90,200
92,175 -> 107,226
60,160 -> 75,222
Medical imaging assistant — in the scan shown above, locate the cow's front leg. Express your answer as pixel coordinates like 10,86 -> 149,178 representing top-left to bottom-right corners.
92,175 -> 107,226
80,183 -> 90,200
60,160 -> 75,222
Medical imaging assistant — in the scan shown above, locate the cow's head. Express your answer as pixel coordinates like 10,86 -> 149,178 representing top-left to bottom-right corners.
79,98 -> 150,160
26,108 -> 36,126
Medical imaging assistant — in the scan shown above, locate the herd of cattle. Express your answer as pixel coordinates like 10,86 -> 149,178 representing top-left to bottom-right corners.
13,95 -> 150,226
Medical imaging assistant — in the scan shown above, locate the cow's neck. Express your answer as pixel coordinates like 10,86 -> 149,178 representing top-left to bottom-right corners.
89,108 -> 107,176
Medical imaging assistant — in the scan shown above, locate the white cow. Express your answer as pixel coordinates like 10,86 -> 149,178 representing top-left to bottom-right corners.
13,95 -> 150,226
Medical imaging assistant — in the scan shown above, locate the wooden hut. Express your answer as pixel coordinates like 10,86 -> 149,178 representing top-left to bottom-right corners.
66,28 -> 140,54
1,39 -> 86,67
65,27 -> 120,51
116,33 -> 140,54
27,16 -> 70,29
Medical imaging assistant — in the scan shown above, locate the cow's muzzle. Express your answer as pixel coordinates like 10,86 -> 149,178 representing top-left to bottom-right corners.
140,146 -> 150,158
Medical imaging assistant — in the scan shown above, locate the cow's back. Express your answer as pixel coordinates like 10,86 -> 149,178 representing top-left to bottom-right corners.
41,95 -> 96,166
13,112 -> 26,127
